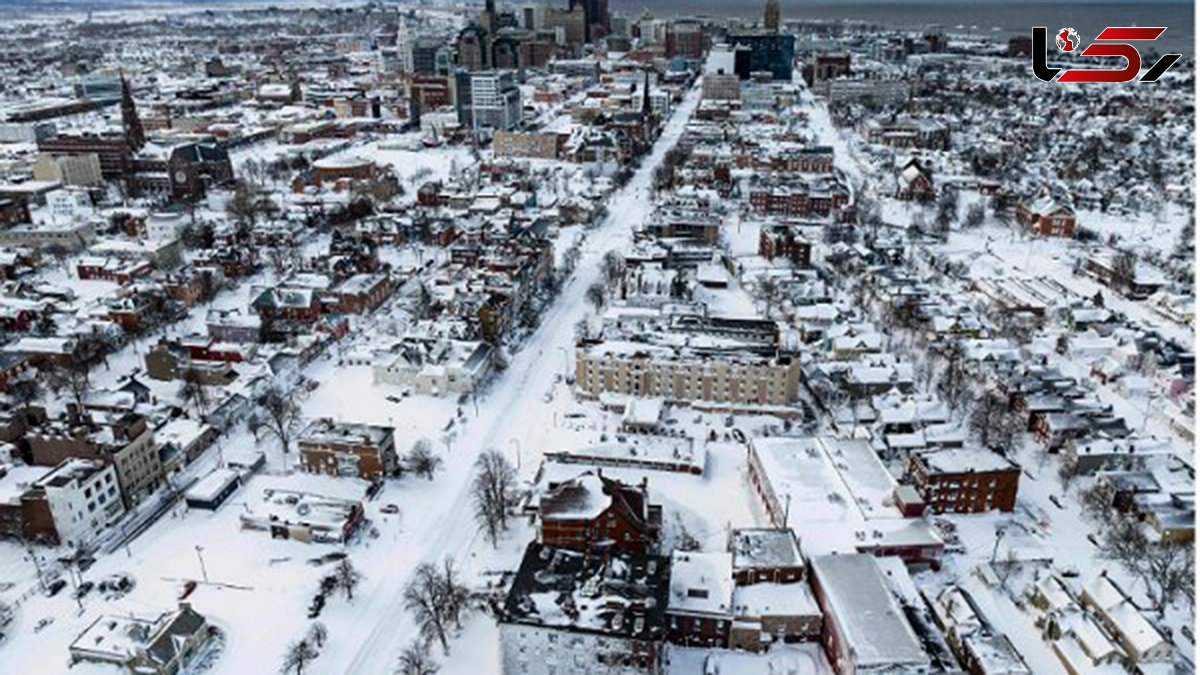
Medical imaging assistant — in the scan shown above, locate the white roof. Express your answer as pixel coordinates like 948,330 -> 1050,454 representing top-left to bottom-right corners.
668,551 -> 734,618
809,554 -> 928,668
185,468 -> 240,503
733,582 -> 819,618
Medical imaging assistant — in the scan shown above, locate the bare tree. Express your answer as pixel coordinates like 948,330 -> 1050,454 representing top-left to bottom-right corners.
179,369 -> 210,417
266,246 -> 292,281
9,375 -> 40,413
760,277 -> 781,318
305,622 -> 328,650
968,391 -> 1021,452
334,558 -> 363,601
436,557 -> 470,630
937,342 -> 969,415
404,562 -> 451,654
1079,480 -> 1116,522
472,449 -> 517,547
1103,518 -> 1195,614
280,639 -> 319,675
406,439 -> 443,481
397,639 -> 439,675
1143,540 -> 1194,614
258,387 -> 300,454
601,250 -> 626,290
964,203 -> 986,228
226,181 -> 260,227
53,360 -> 91,412
996,547 -> 1023,593
585,281 -> 606,312
1111,250 -> 1137,293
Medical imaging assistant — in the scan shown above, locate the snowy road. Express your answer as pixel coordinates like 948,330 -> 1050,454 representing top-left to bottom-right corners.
331,82 -> 703,675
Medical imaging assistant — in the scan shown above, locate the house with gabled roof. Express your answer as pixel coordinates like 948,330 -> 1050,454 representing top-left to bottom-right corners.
537,471 -> 662,556
1016,194 -> 1075,237
69,602 -> 213,675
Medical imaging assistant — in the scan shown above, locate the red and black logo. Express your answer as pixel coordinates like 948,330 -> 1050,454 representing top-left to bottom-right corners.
1032,26 -> 1181,83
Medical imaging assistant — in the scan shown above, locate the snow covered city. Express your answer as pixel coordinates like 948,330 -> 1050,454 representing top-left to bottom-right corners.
0,0 -> 1194,674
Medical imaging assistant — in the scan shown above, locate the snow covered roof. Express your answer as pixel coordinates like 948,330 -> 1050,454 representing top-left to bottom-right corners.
668,550 -> 734,618
730,528 -> 803,570
809,554 -> 928,669
501,543 -> 669,639
1083,575 -> 1168,657
733,581 -> 819,619
916,448 -> 1018,474
184,468 -> 240,503
540,472 -> 610,520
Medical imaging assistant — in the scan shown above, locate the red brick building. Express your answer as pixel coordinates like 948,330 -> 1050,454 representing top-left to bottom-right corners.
1016,196 -> 1076,237
907,448 -> 1021,514
298,419 -> 397,480
538,472 -> 662,556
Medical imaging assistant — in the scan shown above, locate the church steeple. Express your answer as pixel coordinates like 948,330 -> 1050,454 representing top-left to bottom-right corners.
641,68 -> 652,118
120,73 -> 144,151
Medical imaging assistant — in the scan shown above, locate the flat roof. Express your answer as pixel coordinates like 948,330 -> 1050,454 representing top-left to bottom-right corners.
810,554 -> 928,669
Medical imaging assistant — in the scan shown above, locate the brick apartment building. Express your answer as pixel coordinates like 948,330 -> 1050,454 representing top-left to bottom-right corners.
907,448 -> 1021,514
298,419 -> 397,480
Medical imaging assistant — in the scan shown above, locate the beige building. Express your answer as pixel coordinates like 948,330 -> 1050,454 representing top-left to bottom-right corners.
29,414 -> 162,508
702,73 -> 741,101
575,346 -> 801,406
32,153 -> 104,187
493,131 -> 562,159
0,220 -> 97,250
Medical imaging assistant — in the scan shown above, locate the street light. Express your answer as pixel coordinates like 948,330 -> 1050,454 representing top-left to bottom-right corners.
509,438 -> 521,471
195,545 -> 209,583
557,346 -> 571,379
991,525 -> 1008,564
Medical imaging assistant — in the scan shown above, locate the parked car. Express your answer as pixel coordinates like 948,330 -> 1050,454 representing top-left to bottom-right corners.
45,579 -> 66,597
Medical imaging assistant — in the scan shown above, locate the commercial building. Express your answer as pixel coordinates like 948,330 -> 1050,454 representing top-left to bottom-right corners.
298,419 -> 397,480
809,554 -> 931,675
471,71 -> 523,132
729,34 -> 796,81
31,458 -> 125,549
28,412 -> 161,509
31,153 -> 104,187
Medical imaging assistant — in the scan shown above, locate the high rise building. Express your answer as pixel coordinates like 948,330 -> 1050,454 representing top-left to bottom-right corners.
729,33 -> 795,81
396,19 -> 414,74
470,71 -> 522,131
764,0 -> 780,33
457,25 -> 489,72
572,0 -> 608,42
481,0 -> 498,35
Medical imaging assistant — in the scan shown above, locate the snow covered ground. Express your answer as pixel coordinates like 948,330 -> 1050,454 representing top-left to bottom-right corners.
0,75 -> 707,675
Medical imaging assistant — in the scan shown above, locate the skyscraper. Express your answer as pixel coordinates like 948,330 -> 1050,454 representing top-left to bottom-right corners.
481,0 -> 498,36
764,0 -> 780,33
570,0 -> 609,42
396,18 -> 414,74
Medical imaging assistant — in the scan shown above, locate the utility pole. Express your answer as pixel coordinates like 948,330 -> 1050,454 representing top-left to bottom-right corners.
24,542 -> 47,593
